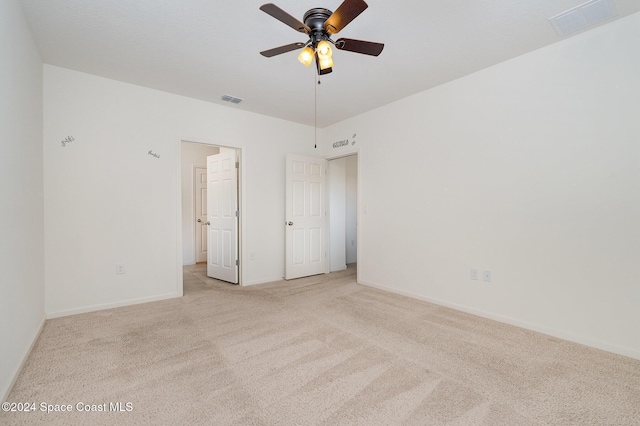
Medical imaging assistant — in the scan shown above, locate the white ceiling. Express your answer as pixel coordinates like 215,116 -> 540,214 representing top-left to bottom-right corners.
19,0 -> 640,128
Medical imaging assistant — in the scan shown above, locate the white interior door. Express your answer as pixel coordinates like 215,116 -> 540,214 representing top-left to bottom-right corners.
207,150 -> 238,283
194,167 -> 208,263
285,154 -> 326,280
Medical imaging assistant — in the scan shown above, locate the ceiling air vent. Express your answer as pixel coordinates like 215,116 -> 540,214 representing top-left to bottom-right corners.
221,95 -> 244,104
549,0 -> 618,37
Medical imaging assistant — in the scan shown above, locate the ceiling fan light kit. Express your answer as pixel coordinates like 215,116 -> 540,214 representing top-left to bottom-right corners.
259,0 -> 384,74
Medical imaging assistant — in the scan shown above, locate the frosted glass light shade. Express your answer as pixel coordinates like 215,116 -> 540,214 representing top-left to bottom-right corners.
298,47 -> 314,66
318,56 -> 334,70
316,40 -> 333,59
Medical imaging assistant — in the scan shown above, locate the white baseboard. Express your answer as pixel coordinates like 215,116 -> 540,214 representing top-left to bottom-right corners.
358,279 -> 640,361
46,292 -> 181,319
1,314 -> 46,402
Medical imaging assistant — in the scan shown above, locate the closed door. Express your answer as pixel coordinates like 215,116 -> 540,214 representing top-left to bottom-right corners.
285,154 -> 326,280
207,151 -> 239,283
194,167 -> 208,263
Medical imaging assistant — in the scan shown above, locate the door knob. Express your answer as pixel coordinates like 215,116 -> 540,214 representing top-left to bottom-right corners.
197,219 -> 202,223
198,219 -> 210,225
287,221 -> 294,226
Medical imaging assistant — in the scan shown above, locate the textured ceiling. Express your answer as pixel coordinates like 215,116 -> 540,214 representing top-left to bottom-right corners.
19,0 -> 640,128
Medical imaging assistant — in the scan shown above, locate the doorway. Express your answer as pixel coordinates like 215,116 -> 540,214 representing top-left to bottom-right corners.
328,154 -> 358,273
179,140 -> 242,287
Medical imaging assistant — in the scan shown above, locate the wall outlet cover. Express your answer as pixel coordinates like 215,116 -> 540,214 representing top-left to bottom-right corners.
470,268 -> 479,280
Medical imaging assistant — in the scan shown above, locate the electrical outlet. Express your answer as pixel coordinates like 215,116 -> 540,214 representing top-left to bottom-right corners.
116,264 -> 125,275
470,268 -> 478,280
483,270 -> 492,282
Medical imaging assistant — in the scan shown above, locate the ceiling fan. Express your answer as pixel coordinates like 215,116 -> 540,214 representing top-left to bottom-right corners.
259,0 -> 384,75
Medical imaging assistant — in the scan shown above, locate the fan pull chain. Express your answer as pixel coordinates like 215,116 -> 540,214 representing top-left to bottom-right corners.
314,74 -> 319,148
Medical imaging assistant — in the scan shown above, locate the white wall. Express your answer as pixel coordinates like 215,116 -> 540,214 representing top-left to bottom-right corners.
0,0 -> 45,400
180,142 -> 219,265
44,65 -> 316,317
322,13 -> 640,359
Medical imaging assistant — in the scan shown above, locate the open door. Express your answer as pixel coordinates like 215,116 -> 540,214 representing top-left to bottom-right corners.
207,150 -> 238,283
285,154 -> 326,280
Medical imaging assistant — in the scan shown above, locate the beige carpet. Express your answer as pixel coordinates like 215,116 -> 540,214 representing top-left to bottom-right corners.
2,264 -> 639,425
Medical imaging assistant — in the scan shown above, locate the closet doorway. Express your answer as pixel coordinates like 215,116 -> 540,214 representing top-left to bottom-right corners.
180,141 -> 242,284
328,154 -> 358,273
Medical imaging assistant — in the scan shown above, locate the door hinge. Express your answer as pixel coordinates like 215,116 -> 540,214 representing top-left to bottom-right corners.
235,162 -> 239,169
235,210 -> 239,217
235,259 -> 239,266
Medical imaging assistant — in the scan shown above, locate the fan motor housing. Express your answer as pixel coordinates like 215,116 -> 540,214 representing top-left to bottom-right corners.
304,8 -> 332,43
303,8 -> 332,28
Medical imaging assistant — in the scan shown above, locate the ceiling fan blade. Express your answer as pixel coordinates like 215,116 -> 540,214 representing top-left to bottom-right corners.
324,0 -> 368,34
260,42 -> 305,57
335,38 -> 384,56
260,3 -> 310,33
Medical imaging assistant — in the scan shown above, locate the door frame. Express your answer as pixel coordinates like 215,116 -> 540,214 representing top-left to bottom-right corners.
325,151 -> 359,279
176,138 -> 245,294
